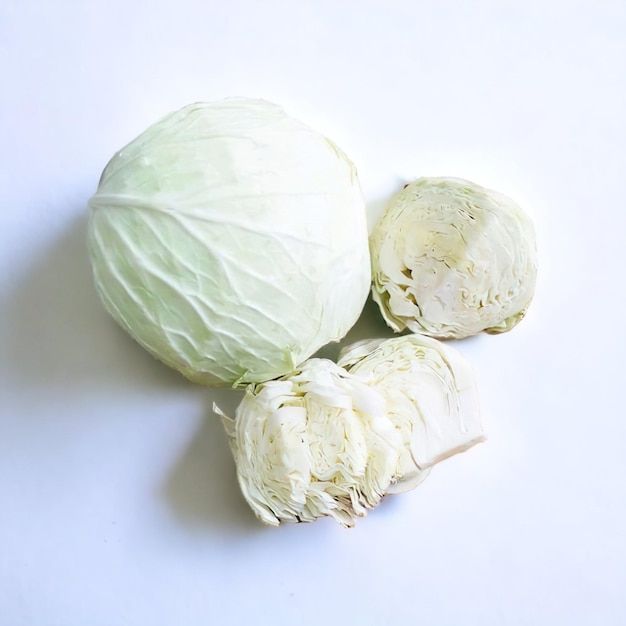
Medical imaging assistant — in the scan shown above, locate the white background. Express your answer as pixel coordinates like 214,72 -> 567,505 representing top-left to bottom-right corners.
2,1 -> 625,624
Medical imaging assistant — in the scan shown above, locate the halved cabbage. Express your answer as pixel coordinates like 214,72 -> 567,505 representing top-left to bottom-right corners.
370,177 -> 537,339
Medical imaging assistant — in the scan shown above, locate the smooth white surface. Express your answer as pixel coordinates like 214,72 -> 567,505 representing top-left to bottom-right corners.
1,1 -> 625,624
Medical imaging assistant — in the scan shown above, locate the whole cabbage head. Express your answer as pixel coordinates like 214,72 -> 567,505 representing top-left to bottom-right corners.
88,98 -> 370,386
369,177 -> 537,339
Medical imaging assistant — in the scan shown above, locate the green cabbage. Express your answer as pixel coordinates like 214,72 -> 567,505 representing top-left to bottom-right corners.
220,334 -> 483,527
370,177 -> 537,339
217,358 -> 410,527
339,334 -> 484,478
88,98 -> 370,386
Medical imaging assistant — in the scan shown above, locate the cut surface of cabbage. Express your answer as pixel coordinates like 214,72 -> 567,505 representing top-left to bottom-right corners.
339,334 -> 484,481
218,358 -> 416,527
370,177 -> 537,339
221,334 -> 483,527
